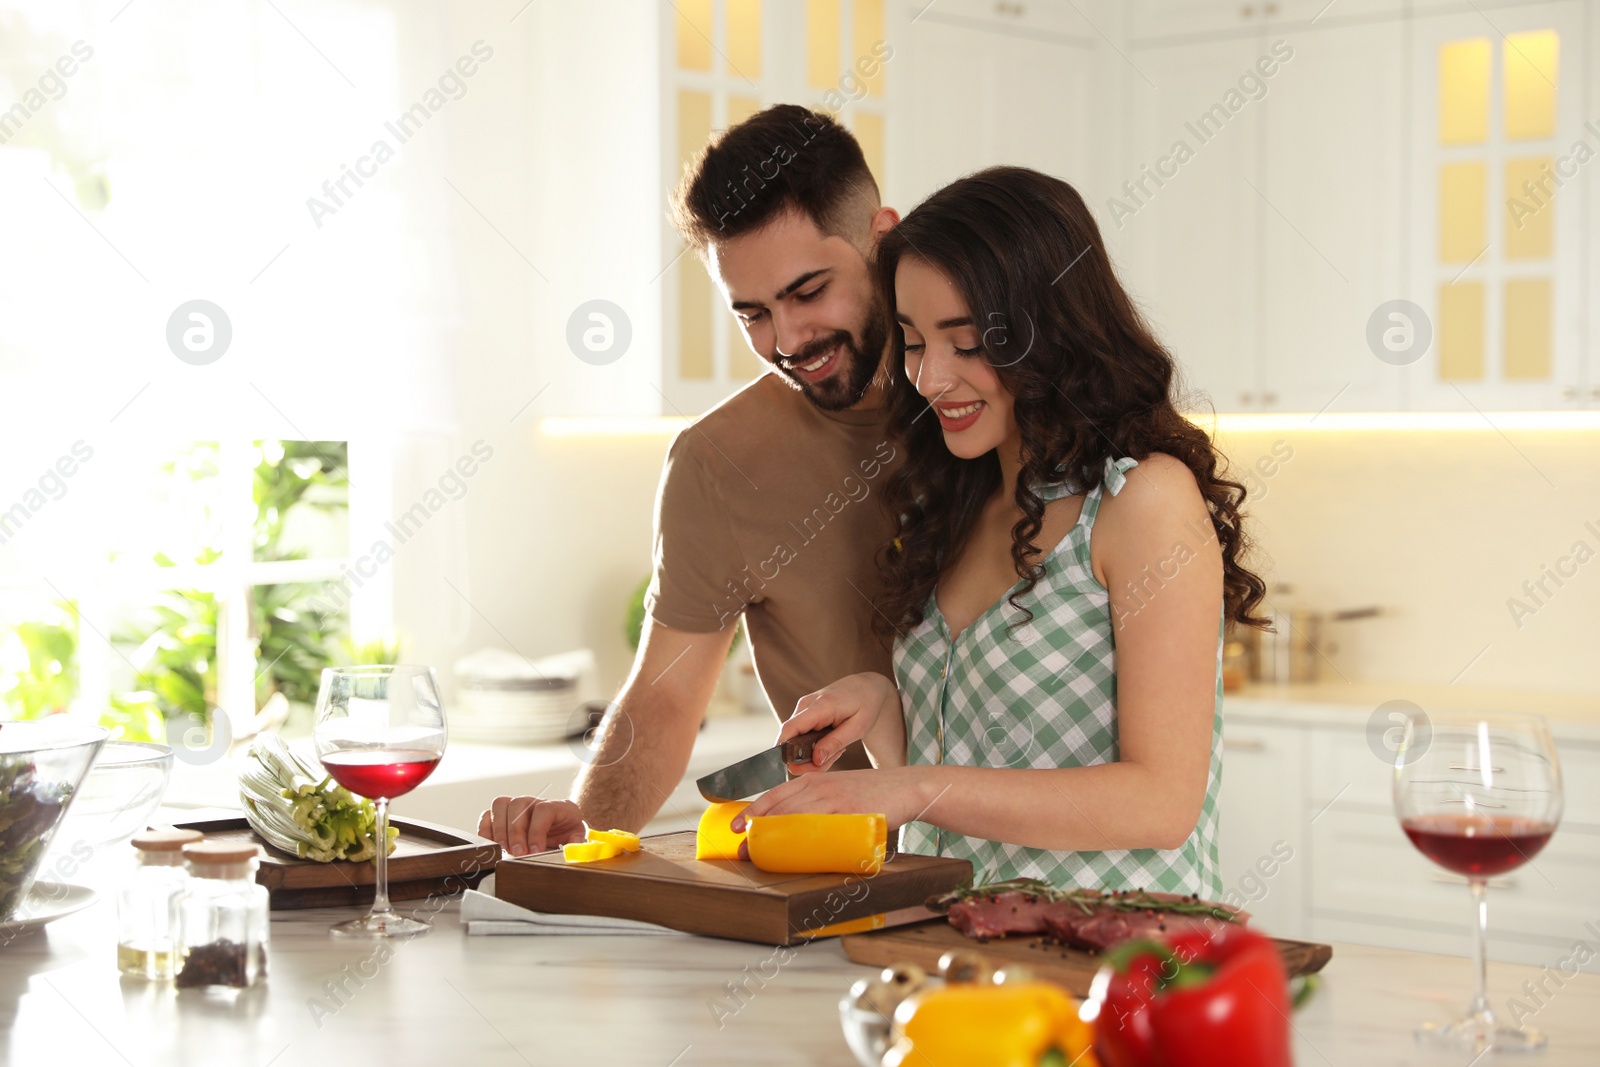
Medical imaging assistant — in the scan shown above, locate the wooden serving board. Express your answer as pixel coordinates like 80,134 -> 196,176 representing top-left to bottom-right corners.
494,830 -> 972,946
170,816 -> 500,911
842,919 -> 1334,997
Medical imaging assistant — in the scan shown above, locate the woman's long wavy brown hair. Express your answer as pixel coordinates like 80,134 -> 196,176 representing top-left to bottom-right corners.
874,166 -> 1269,634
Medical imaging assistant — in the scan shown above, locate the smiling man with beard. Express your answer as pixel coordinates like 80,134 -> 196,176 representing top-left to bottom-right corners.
479,105 -> 905,853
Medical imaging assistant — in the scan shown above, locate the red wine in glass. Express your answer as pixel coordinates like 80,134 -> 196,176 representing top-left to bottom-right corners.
1400,813 -> 1555,878
321,749 -> 441,801
1393,711 -> 1563,1053
313,665 -> 448,939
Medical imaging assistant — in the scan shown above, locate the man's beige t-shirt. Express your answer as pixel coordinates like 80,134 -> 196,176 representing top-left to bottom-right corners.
645,374 -> 902,767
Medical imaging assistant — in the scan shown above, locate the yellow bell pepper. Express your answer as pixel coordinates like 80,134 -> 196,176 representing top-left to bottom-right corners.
586,828 -> 641,852
745,813 -> 887,876
562,840 -> 621,864
884,982 -> 1098,1067
695,801 -> 751,860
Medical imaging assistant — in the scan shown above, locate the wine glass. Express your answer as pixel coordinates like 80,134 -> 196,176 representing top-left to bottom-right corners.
312,665 -> 447,938
1393,711 -> 1563,1053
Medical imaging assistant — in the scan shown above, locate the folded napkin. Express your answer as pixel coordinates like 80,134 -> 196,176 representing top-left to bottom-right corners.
460,889 -> 684,937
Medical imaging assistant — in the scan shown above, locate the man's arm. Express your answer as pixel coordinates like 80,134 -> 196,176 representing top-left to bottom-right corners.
479,616 -> 735,854
572,616 -> 737,831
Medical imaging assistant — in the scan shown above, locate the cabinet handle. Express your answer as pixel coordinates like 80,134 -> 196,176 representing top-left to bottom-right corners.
1262,391 -> 1277,406
1429,871 -> 1517,890
1240,392 -> 1254,406
1224,738 -> 1267,752
1241,4 -> 1255,17
1590,387 -> 1600,400
994,1 -> 1025,15
1562,387 -> 1579,401
1264,1 -> 1278,12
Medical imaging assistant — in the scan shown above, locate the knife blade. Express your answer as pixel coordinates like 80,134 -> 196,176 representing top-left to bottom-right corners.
696,730 -> 830,802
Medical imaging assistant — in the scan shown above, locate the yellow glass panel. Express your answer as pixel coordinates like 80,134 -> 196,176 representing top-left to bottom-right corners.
677,88 -> 715,381
727,0 -> 762,79
725,316 -> 764,380
728,94 -> 761,130
807,0 -> 840,91
853,110 -> 886,194
852,0 -> 886,97
680,261 -> 715,380
1437,282 -> 1485,381
676,0 -> 713,72
1504,30 -> 1558,141
1503,278 -> 1552,380
1438,162 -> 1486,262
678,89 -> 712,171
1504,158 -> 1554,260
1439,38 -> 1490,145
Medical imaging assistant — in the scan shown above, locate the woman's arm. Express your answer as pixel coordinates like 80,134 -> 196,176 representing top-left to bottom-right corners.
742,455 -> 1221,853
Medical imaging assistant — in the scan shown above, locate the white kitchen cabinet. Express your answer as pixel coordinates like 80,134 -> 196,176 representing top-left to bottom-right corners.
1403,2 -> 1590,411
1216,718 -> 1309,937
896,4 -> 1096,208
1258,20 -> 1407,413
1117,34 -> 1263,410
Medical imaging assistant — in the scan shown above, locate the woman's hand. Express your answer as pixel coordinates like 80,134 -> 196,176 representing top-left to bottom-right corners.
731,765 -> 937,833
779,672 -> 902,773
478,796 -> 588,856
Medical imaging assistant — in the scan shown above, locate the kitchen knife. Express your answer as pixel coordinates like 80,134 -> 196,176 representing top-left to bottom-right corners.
696,729 -> 830,802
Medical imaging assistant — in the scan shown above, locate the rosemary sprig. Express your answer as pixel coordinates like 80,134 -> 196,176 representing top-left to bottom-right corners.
931,879 -> 1239,923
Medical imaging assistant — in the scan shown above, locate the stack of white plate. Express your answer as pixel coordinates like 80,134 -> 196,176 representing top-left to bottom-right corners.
453,647 -> 598,745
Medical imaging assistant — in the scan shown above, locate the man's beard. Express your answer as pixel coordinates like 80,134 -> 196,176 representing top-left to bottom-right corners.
772,300 -> 887,412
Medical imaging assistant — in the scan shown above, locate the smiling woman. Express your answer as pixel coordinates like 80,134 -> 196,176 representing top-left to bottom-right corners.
743,166 -> 1273,898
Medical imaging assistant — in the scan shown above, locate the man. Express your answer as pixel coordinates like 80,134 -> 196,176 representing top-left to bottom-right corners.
479,104 -> 903,854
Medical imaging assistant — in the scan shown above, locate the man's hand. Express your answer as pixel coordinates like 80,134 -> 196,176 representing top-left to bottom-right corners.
478,797 -> 587,856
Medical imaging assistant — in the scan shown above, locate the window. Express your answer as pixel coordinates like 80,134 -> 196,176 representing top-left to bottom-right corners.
1,439 -> 362,744
663,0 -> 891,415
1435,31 -> 1560,384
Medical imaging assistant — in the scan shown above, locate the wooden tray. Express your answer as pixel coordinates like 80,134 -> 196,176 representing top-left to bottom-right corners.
170,816 -> 500,911
494,830 -> 973,946
841,919 -> 1334,997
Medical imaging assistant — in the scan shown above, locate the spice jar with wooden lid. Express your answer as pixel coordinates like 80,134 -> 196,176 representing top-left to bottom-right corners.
175,840 -> 269,990
117,829 -> 205,979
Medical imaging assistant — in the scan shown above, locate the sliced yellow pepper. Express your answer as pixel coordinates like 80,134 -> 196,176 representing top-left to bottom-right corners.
695,801 -> 751,860
885,982 -> 1098,1067
586,828 -> 641,852
562,840 -> 621,864
745,813 -> 887,876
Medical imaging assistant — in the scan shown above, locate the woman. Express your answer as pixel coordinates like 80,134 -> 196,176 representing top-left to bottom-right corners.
733,166 -> 1268,897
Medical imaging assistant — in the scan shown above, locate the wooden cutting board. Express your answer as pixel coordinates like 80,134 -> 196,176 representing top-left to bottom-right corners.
171,816 -> 500,910
494,831 -> 973,946
842,919 -> 1334,997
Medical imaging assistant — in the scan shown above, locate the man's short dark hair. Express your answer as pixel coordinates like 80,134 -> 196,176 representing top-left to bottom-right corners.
670,104 -> 879,254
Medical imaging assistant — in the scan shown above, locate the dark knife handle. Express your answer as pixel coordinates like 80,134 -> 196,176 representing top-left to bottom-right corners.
780,729 -> 831,766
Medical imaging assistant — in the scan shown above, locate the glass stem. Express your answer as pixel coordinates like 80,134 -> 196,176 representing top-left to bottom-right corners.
1467,878 -> 1493,1028
371,797 -> 393,920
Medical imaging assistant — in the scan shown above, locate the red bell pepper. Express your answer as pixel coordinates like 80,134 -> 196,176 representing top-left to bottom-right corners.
1085,921 -> 1294,1067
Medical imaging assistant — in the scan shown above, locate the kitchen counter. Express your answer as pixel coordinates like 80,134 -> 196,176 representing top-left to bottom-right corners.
4,873 -> 1599,1067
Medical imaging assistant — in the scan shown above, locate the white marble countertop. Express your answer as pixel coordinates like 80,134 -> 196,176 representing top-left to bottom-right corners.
4,873 -> 1599,1067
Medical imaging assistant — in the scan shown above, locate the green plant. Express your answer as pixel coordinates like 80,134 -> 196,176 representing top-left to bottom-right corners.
121,587 -> 217,721
253,440 -> 348,562
340,636 -> 405,666
0,602 -> 78,719
253,582 -> 344,708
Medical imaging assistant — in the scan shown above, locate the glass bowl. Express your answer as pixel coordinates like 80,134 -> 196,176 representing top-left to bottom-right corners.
45,740 -> 175,866
0,720 -> 108,920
